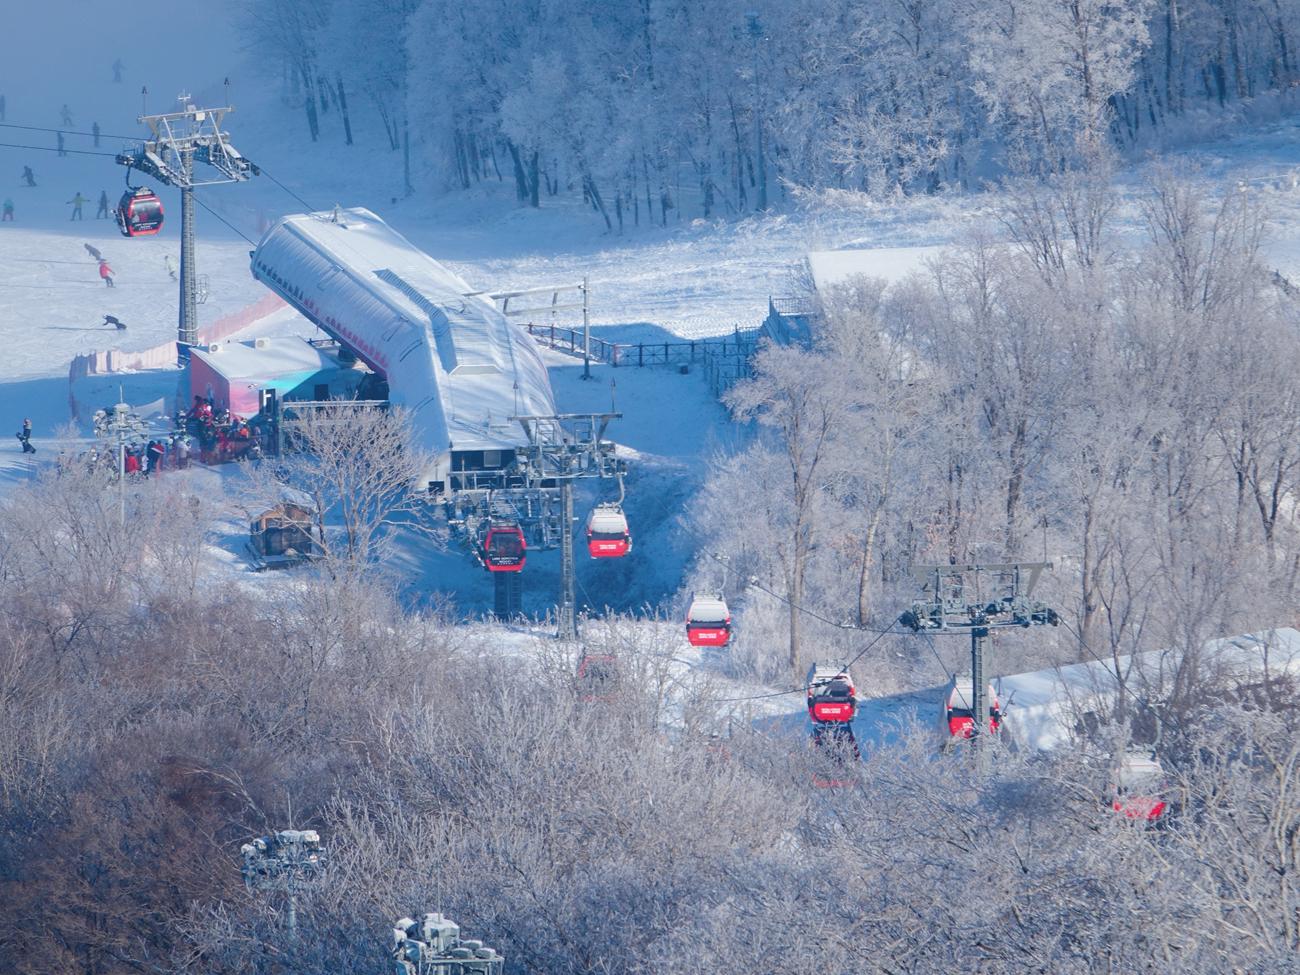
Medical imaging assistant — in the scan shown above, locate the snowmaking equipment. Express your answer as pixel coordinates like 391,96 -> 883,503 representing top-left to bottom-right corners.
393,913 -> 503,975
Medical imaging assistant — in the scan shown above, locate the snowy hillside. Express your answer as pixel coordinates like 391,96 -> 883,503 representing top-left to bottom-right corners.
2,4 -> 1300,973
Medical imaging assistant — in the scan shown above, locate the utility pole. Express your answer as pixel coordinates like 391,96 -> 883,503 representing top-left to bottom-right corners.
116,94 -> 255,364
581,275 -> 591,381
746,11 -> 768,212
94,394 -> 147,528
901,562 -> 1060,747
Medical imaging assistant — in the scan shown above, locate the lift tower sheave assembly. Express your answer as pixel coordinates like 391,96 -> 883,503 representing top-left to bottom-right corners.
901,562 -> 1060,746
116,95 -> 254,363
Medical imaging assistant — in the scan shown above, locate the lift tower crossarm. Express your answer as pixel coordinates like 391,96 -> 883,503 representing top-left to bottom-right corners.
901,560 -> 1060,749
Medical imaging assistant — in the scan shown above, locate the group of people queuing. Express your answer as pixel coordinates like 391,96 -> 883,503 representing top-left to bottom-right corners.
183,396 -> 264,465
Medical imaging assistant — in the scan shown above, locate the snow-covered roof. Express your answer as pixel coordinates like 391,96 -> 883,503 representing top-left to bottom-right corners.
191,337 -> 338,385
687,595 -> 729,624
806,246 -> 940,293
1002,627 -> 1300,751
250,208 -> 556,466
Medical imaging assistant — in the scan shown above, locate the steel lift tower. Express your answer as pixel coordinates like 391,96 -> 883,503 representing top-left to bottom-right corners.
116,94 -> 254,363
901,562 -> 1060,745
509,412 -> 625,638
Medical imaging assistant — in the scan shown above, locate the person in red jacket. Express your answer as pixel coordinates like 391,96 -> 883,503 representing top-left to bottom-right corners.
98,259 -> 114,288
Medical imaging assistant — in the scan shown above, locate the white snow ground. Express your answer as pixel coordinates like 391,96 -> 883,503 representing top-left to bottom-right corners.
4,10 -> 1300,745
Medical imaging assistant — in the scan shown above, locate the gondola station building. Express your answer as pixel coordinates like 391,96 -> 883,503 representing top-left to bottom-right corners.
188,337 -> 365,417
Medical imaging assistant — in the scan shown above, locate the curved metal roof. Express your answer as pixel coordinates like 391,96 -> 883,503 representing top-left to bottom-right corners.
250,208 -> 556,463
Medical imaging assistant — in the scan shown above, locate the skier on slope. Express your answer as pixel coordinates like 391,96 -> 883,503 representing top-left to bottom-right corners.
2,198 -> 13,222
68,192 -> 87,220
16,418 -> 34,454
98,258 -> 114,287
21,166 -> 35,187
164,253 -> 177,280
56,132 -> 66,157
60,104 -> 73,127
103,315 -> 126,330
84,242 -> 103,261
112,59 -> 124,83
96,190 -> 109,219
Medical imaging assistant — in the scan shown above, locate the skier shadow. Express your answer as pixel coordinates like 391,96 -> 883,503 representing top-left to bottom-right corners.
44,326 -> 113,332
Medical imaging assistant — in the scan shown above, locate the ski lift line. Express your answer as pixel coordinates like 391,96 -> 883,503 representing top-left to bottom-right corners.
191,190 -> 255,244
711,623 -> 897,704
918,629 -> 956,682
0,121 -> 143,141
743,575 -> 898,635
0,141 -> 120,158
1057,618 -> 1125,688
242,157 -> 319,214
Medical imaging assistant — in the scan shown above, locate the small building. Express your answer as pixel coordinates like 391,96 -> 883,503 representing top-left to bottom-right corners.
249,500 -> 320,570
189,337 -> 364,417
764,245 -> 943,347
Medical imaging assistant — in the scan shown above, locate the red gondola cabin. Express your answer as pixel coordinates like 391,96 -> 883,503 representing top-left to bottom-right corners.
481,523 -> 526,572
115,187 -> 164,237
1110,750 -> 1168,821
942,675 -> 1001,741
685,593 -> 731,647
586,504 -> 631,558
807,664 -> 857,723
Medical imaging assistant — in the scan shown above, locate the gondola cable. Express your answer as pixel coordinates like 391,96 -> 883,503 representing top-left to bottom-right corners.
0,141 -> 120,158
0,120 -> 142,141
242,157 -> 320,214
191,190 -> 255,245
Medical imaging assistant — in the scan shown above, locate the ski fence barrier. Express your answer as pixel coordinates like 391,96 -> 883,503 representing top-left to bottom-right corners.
67,293 -> 288,420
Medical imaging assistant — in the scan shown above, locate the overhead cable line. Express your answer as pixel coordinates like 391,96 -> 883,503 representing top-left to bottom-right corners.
712,617 -> 899,704
0,141 -> 119,158
732,567 -> 898,636
0,120 -> 142,141
192,190 -> 255,245
243,157 -> 320,213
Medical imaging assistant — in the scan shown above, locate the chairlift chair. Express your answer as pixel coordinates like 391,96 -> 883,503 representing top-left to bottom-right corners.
942,674 -> 1002,741
685,593 -> 731,647
115,186 -> 164,237
481,522 -> 526,572
806,664 -> 857,723
585,503 -> 631,558
1110,749 -> 1168,821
